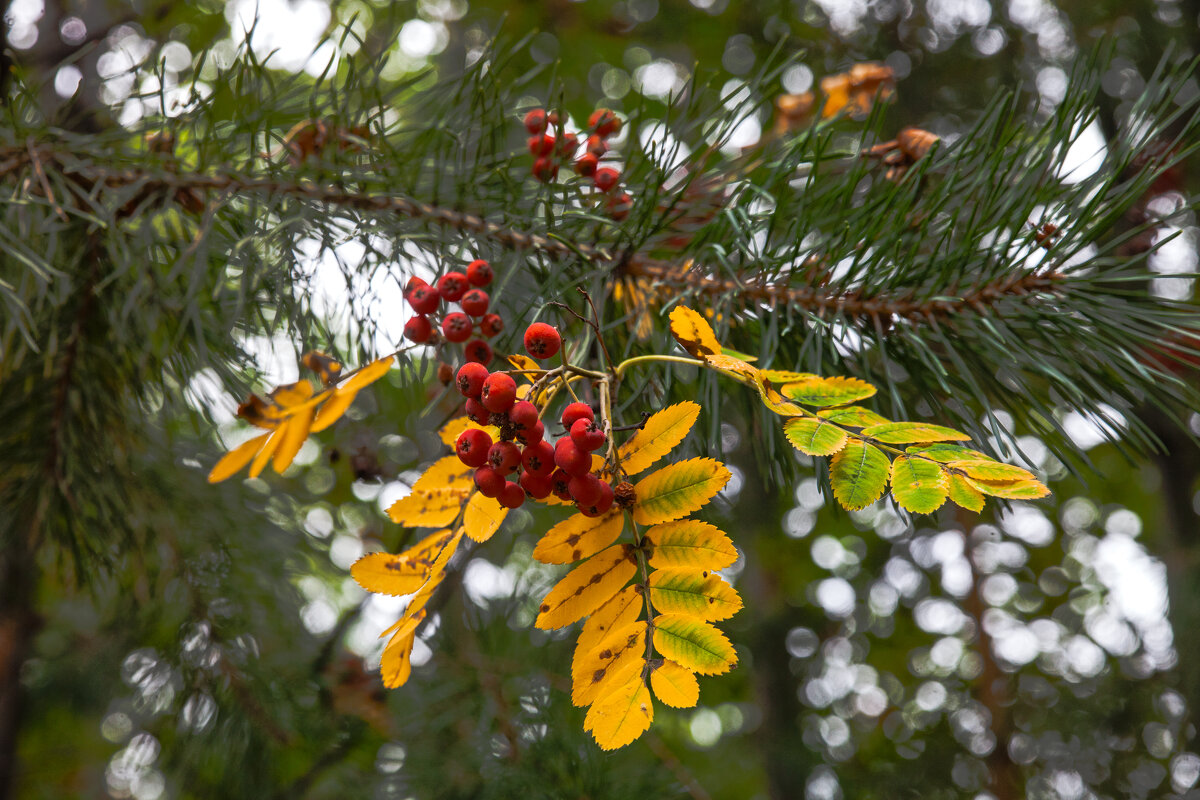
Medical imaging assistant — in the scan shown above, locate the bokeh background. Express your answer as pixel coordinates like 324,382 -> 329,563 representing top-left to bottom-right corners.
3,0 -> 1200,798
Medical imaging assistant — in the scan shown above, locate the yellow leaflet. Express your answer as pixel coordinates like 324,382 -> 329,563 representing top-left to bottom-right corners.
754,377 -> 806,416
463,493 -> 507,543
644,519 -> 737,571
208,432 -> 271,483
783,416 -> 849,456
947,473 -> 985,512
702,353 -> 760,384
269,379 -> 315,407
829,440 -> 889,510
576,585 -> 644,656
572,621 -> 649,707
339,356 -> 393,393
351,529 -> 457,596
949,460 -> 1036,482
967,477 -> 1051,500
533,511 -> 624,565
249,427 -> 284,478
649,660 -> 699,709
535,544 -> 638,630
780,376 -> 876,407
617,401 -> 701,476
387,487 -> 470,528
760,369 -> 818,384
310,390 -> 355,433
907,444 -> 994,462
668,306 -> 722,357
648,568 -> 743,622
272,404 -> 316,473
436,416 -> 499,447
819,405 -> 891,428
652,613 -> 737,675
380,626 -> 418,689
412,455 -> 476,493
373,531 -> 463,639
889,455 -> 949,514
506,354 -> 545,381
584,678 -> 653,751
632,458 -> 732,526
861,421 -> 971,444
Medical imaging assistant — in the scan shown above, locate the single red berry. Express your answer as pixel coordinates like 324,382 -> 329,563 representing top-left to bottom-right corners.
456,429 -> 493,468
481,372 -> 517,414
464,339 -> 493,364
461,289 -> 490,317
586,135 -> 608,157
465,397 -> 490,425
509,400 -> 539,431
474,466 -> 505,498
593,167 -> 620,193
579,480 -> 615,517
522,440 -> 555,476
406,284 -> 441,315
523,322 -> 562,360
437,272 -> 469,302
523,108 -> 548,134
456,362 -> 489,398
556,132 -> 579,157
403,314 -> 433,343
588,108 -> 622,138
532,157 -> 559,182
561,402 -> 594,430
528,134 -> 556,157
466,259 -> 493,287
574,153 -> 599,177
487,440 -> 522,474
516,420 -> 545,446
550,468 -> 572,501
570,418 -> 607,452
605,192 -> 633,221
568,473 -> 603,506
520,470 -> 553,500
441,312 -> 473,343
479,314 -> 504,338
499,480 -> 526,509
405,275 -> 429,292
555,437 -> 591,476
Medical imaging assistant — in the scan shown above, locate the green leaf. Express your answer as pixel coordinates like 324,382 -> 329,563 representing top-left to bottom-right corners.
632,458 -> 732,525
780,376 -> 877,407
652,614 -> 737,675
829,440 -> 890,510
818,406 -> 890,427
862,422 -> 971,444
907,444 -> 994,462
890,456 -> 949,513
947,473 -> 986,512
783,417 -> 849,456
644,520 -> 738,571
949,460 -> 1037,482
648,568 -> 743,622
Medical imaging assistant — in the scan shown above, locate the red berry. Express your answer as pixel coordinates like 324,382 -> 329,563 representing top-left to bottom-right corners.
441,312 -> 473,343
523,322 -> 562,360
403,315 -> 433,343
593,167 -> 620,193
523,109 -> 548,134
406,284 -> 441,314
570,418 -> 607,452
474,466 -> 505,498
479,314 -> 504,338
550,468 -> 572,501
464,339 -> 493,364
487,441 -> 522,474
586,135 -> 608,157
522,440 -> 555,476
588,108 -> 622,138
461,289 -> 490,317
456,363 -> 489,398
555,437 -> 591,476
509,400 -> 539,431
520,470 -> 553,500
499,481 -> 526,509
532,158 -> 559,182
605,192 -> 632,221
465,397 -> 490,425
556,132 -> 579,157
579,480 -> 615,517
528,134 -> 556,157
516,420 -> 545,445
568,473 -> 603,506
456,429 -> 493,468
481,373 -> 517,414
437,272 -> 469,302
561,402 -> 594,430
574,153 -> 599,177
405,275 -> 429,292
466,259 -> 493,287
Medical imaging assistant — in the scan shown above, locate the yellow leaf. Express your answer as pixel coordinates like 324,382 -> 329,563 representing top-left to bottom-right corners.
309,390 -> 356,433
272,404 -> 315,473
269,379 -> 315,407
669,306 -> 721,357
781,376 -> 876,407
649,660 -> 699,708
861,421 -> 971,444
535,544 -> 638,630
949,460 -> 1037,482
947,473 -> 985,512
632,458 -> 732,526
576,585 -> 644,657
351,529 -> 457,596
463,492 -> 507,543
584,678 -> 653,750
208,432 -> 271,483
412,455 -> 476,493
533,511 -> 624,565
752,376 -> 806,416
380,626 -> 418,689
436,416 -> 500,447
648,568 -> 743,622
506,354 -> 545,381
249,428 -> 284,478
387,487 -> 471,528
572,621 -> 650,707
652,614 -> 737,675
702,353 -> 759,384
967,477 -> 1051,500
761,369 -> 818,384
819,406 -> 891,427
617,401 -> 701,476
339,356 -> 393,393
644,519 -> 737,571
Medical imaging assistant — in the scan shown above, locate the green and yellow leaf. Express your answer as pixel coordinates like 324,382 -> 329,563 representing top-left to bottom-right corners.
784,416 -> 849,456
752,375 -> 806,416
584,678 -> 653,750
208,432 -> 271,483
761,369 -> 818,384
818,406 -> 891,428
781,376 -> 876,407
644,520 -> 737,571
861,421 -> 971,444
967,477 -> 1051,499
576,585 -> 644,656
669,306 -> 722,357
533,511 -> 624,565
617,402 -> 701,476
650,661 -> 700,709
572,621 -> 650,707
535,544 -> 638,630
949,460 -> 1037,482
890,455 -> 949,513
652,614 -> 737,675
351,528 -> 457,596
829,440 -> 890,510
463,492 -> 507,543
632,458 -> 732,525
947,473 -> 986,512
649,569 -> 742,622
907,444 -> 994,462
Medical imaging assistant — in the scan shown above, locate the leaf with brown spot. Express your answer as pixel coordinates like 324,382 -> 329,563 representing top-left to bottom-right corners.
571,621 -> 650,707
535,544 -> 638,630
533,511 -> 624,565
668,306 -> 722,357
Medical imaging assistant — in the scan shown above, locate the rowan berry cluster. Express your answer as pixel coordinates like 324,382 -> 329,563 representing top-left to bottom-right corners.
402,259 -> 499,365
452,322 -> 616,515
522,107 -> 632,221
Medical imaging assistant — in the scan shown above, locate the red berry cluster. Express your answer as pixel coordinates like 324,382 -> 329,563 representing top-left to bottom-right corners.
523,109 -> 575,183
522,107 -> 631,219
402,259 -> 499,365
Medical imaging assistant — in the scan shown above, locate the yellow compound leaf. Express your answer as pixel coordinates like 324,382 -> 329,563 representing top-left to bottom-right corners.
387,487 -> 470,528
784,416 -> 849,456
967,477 -> 1051,500
669,306 -> 722,357
632,458 -> 732,526
572,621 -> 650,707
576,585 -> 644,657
649,568 -> 743,622
947,473 -> 986,512
649,661 -> 700,709
584,678 -> 653,751
652,613 -> 737,675
248,428 -> 284,478
208,432 -> 271,483
780,376 -> 876,407
463,493 -> 507,543
535,544 -> 638,630
644,520 -> 737,571
829,440 -> 889,510
380,626 -> 418,689
617,401 -> 701,476
533,511 -> 624,565
949,460 -> 1037,482
351,529 -> 457,596
861,421 -> 971,444
890,455 -> 949,514
272,404 -> 316,473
